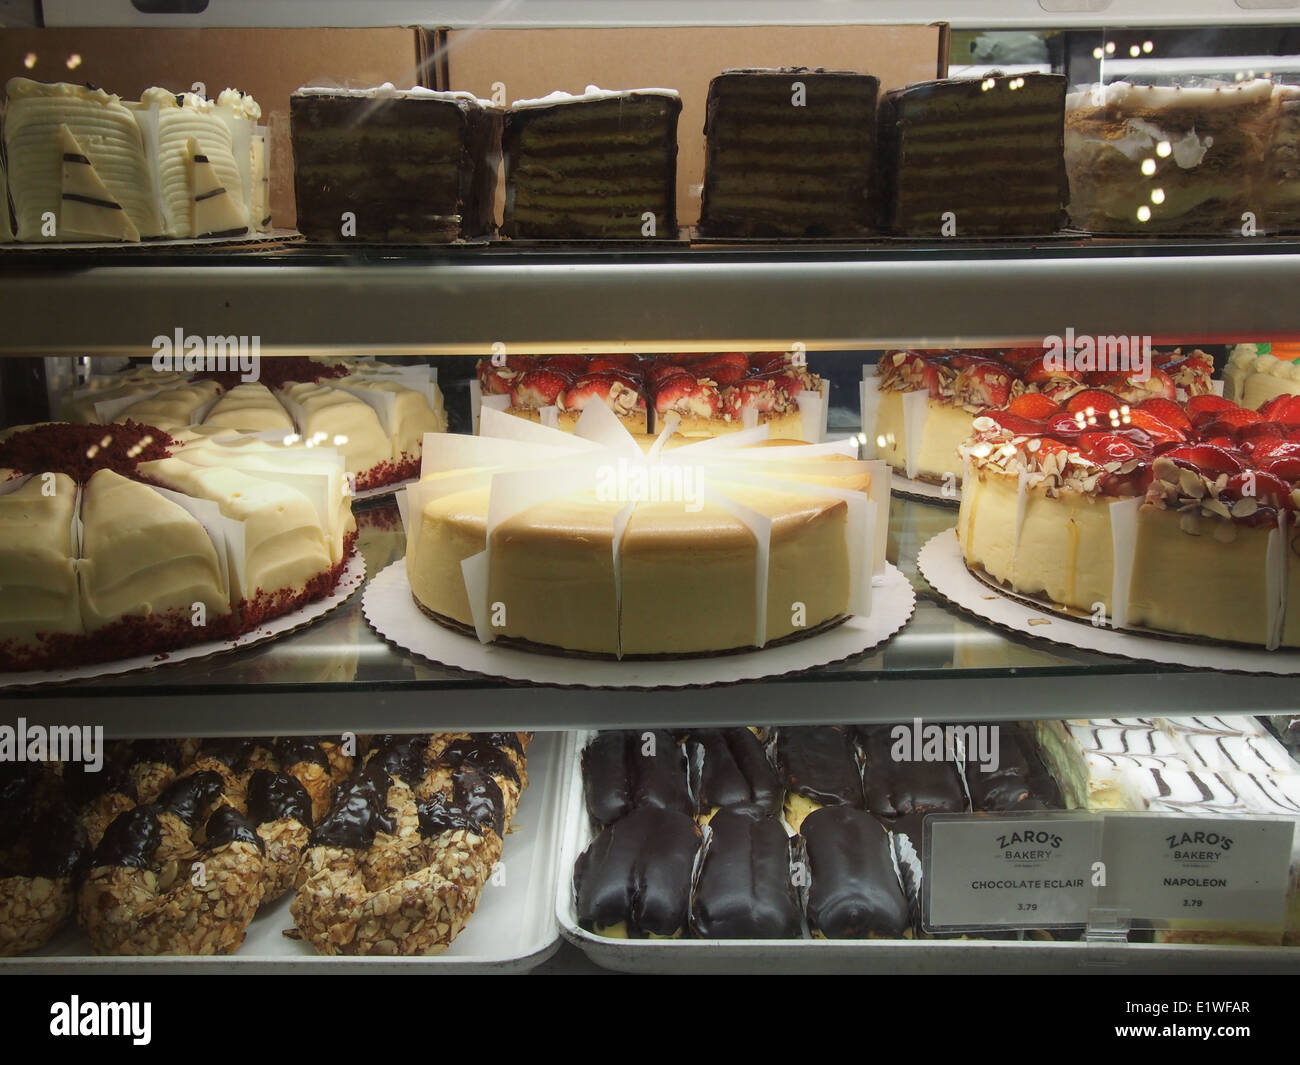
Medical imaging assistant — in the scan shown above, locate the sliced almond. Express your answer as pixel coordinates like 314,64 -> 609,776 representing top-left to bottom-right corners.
1213,521 -> 1238,544
1153,457 -> 1181,486
1180,512 -> 1201,535
1230,496 -> 1259,518
1178,468 -> 1206,499
1202,497 -> 1231,519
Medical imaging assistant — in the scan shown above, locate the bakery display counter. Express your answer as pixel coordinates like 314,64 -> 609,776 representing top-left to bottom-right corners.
4,494 -> 1296,737
2,242 -> 1300,356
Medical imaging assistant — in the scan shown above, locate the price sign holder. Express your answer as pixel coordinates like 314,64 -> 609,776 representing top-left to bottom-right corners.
1095,814 -> 1294,941
922,812 -> 1101,934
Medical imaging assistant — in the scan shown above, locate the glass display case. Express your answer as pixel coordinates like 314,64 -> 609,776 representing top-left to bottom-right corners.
2,1 -> 1300,981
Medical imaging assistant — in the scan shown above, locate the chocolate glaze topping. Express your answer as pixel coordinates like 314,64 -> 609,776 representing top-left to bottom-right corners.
62,759 -> 137,808
0,763 -> 41,847
32,802 -> 92,880
308,762 -> 395,849
437,738 -> 520,787
196,739 -> 255,773
367,735 -> 429,787
247,769 -> 313,829
692,808 -> 801,939
686,729 -> 782,817
202,806 -> 264,854
574,806 -> 701,938
480,732 -> 527,757
775,727 -> 864,809
858,725 -> 968,820
275,737 -> 331,771
93,806 -> 160,869
454,768 -> 505,837
801,806 -> 911,939
582,730 -> 692,826
157,771 -> 225,827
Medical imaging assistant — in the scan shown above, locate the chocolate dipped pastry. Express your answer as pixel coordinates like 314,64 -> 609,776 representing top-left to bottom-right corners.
574,806 -> 701,939
246,769 -> 314,905
503,87 -> 681,240
62,759 -> 137,848
699,68 -> 879,238
119,739 -> 186,804
0,772 -> 90,956
582,730 -> 691,826
685,727 -> 782,822
272,737 -> 335,825
775,726 -> 863,831
801,806 -> 912,940
877,73 -> 1068,237
964,725 -> 1063,811
857,725 -> 968,822
291,86 -> 503,242
691,808 -> 801,939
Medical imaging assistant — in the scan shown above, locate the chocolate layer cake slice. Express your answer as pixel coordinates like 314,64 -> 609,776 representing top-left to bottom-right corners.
878,73 -> 1068,237
503,86 -> 681,240
290,86 -> 502,243
700,68 -> 879,238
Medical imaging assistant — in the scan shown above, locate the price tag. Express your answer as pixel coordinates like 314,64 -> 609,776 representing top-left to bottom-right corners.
1098,815 -> 1294,925
923,814 -> 1101,931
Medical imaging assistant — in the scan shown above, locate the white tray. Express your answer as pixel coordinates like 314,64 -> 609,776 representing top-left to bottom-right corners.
554,731 -> 1300,974
363,559 -> 915,689
4,732 -> 566,973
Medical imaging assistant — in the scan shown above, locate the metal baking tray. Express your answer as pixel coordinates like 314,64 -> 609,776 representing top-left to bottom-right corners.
4,732 -> 566,973
555,730 -> 1300,974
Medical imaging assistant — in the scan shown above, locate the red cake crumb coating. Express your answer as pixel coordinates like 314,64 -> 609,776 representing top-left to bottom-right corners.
354,453 -> 420,492
195,356 -> 348,392
0,421 -> 175,480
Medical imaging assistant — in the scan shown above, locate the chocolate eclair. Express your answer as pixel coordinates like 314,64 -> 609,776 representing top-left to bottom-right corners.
574,806 -> 701,938
775,726 -> 864,831
685,728 -> 782,822
857,725 -> 968,821
692,808 -> 801,939
582,730 -> 692,826
964,725 -> 1063,811
801,806 -> 911,940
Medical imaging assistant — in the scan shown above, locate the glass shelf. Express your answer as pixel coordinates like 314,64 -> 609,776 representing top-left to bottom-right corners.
4,493 -> 1295,738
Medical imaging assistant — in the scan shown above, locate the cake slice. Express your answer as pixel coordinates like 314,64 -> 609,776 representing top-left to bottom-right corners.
1262,84 -> 1300,233
202,382 -> 293,433
503,86 -> 681,240
877,73 -> 1068,236
116,381 -> 223,430
700,68 -> 879,238
77,469 -> 230,632
1064,79 -> 1274,235
4,77 -> 163,241
280,381 -> 391,489
291,86 -> 502,243
0,472 -> 82,651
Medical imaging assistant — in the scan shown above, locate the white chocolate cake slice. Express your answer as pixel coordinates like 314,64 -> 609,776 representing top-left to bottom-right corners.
4,77 -> 162,241
57,125 -> 139,242
117,380 -> 223,430
281,381 -> 390,478
78,469 -> 230,631
0,472 -> 82,646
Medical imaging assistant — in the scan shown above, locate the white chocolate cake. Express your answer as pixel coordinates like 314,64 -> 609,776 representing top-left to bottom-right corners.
404,404 -> 881,658
1224,343 -> 1300,410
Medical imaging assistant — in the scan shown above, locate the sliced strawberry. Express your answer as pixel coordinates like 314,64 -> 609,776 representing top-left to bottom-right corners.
1261,455 -> 1300,481
696,351 -> 752,388
1065,390 -> 1124,419
1225,470 -> 1292,505
1186,395 -> 1237,418
1252,439 -> 1300,466
1022,355 -> 1079,385
543,355 -> 590,379
587,354 -> 643,376
753,351 -> 796,375
1162,443 -> 1247,477
956,360 -> 1013,409
987,411 -> 1046,436
999,347 -> 1048,368
562,373 -> 645,415
1137,397 -> 1193,433
1270,395 -> 1300,427
721,379 -> 789,419
1200,406 -> 1264,439
1122,409 -> 1185,446
477,355 -> 533,395
511,368 -> 568,409
1079,432 -> 1145,464
1239,421 -> 1287,448
654,377 -> 722,418
647,360 -> 694,388
1007,393 -> 1061,420
1045,410 -> 1087,441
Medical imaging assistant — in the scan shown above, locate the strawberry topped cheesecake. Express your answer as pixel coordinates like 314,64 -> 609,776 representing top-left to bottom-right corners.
957,389 -> 1300,648
476,351 -> 825,439
866,346 -> 1214,483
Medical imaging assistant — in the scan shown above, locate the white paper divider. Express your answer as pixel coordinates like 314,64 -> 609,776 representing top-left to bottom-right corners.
1211,380 -> 1226,398
709,469 -> 874,618
574,398 -> 644,461
611,500 -> 637,660
819,378 -> 831,442
901,390 -> 931,481
860,370 -> 882,459
479,406 -> 602,452
461,551 -> 494,644
149,483 -> 235,608
417,428 -> 583,478
0,472 -> 32,498
71,482 -> 84,562
401,468 -> 495,559
470,378 -> 487,435
645,416 -> 679,463
395,484 -> 411,540
1268,516 -> 1288,652
742,407 -> 760,431
865,459 -> 890,577
539,406 -> 560,430
796,388 -> 825,443
701,483 -> 772,648
1108,496 -> 1142,630
668,423 -> 771,456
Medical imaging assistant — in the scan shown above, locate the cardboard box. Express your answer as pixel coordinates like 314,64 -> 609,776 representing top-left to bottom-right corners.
0,27 -> 430,227
440,24 -> 948,228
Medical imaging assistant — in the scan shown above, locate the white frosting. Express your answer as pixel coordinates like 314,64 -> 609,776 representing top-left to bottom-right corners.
1067,78 -> 1275,113
510,84 -> 680,109
216,87 -> 262,122
293,83 -> 491,108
